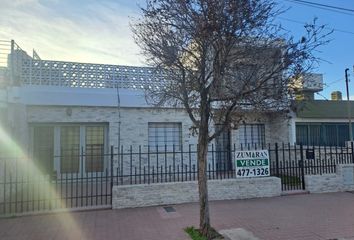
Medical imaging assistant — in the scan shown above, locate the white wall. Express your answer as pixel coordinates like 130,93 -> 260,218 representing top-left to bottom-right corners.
305,164 -> 354,193
112,177 -> 281,209
6,85 -> 149,108
24,105 -> 291,175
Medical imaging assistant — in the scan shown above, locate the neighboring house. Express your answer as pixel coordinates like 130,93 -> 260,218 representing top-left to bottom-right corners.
288,74 -> 354,147
293,99 -> 354,146
1,40 -> 352,178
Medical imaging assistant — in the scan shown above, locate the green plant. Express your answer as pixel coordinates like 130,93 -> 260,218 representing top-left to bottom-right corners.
185,226 -> 224,240
185,227 -> 208,240
279,174 -> 301,186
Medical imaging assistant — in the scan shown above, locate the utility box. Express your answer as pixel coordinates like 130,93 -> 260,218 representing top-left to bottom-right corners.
306,149 -> 315,160
342,166 -> 354,185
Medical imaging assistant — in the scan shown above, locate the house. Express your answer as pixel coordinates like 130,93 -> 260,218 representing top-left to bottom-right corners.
285,73 -> 354,146
293,99 -> 354,146
0,40 -> 297,177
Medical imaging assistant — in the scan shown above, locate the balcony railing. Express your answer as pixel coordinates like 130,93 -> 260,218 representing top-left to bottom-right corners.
1,40 -> 168,89
17,58 -> 168,89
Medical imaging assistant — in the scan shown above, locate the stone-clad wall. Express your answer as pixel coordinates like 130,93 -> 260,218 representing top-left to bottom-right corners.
25,106 -> 290,175
27,106 -> 290,149
305,164 -> 354,193
27,106 -> 197,149
112,177 -> 281,209
266,114 -> 291,144
231,112 -> 291,146
305,174 -> 342,193
26,106 -> 200,174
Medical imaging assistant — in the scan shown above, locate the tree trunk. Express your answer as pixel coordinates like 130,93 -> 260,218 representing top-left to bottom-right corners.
198,95 -> 211,238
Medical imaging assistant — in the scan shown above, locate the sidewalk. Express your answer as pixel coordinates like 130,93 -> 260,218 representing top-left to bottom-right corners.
1,192 -> 354,240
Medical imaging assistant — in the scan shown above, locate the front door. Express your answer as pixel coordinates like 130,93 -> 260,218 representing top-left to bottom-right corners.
60,126 -> 81,178
215,125 -> 231,171
32,126 -> 55,176
32,124 -> 107,179
84,126 -> 105,178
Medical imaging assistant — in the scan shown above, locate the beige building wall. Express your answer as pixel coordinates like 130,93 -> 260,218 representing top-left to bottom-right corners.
26,106 -> 291,148
25,105 -> 291,175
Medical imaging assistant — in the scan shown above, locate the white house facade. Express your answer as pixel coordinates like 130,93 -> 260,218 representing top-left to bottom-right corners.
0,40 -> 331,178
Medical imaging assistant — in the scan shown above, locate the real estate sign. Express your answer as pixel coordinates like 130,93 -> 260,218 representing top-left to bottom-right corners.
235,150 -> 270,178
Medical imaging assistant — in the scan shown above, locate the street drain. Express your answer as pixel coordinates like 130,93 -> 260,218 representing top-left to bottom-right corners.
163,206 -> 176,213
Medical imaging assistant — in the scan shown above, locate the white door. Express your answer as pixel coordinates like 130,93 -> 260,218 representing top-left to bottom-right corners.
32,124 -> 107,179
84,126 -> 106,178
59,126 -> 81,178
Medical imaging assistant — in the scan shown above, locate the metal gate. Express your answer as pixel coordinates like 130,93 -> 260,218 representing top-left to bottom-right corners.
1,143 -> 353,216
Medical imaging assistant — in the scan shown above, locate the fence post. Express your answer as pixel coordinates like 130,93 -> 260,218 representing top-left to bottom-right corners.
351,142 -> 354,164
110,146 -> 114,197
10,40 -> 15,85
275,143 -> 279,176
300,144 -> 306,190
130,146 -> 133,185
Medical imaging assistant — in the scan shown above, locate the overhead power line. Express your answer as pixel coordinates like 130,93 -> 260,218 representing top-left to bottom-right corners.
323,77 -> 345,90
290,0 -> 354,13
278,17 -> 354,36
315,92 -> 329,101
284,0 -> 354,17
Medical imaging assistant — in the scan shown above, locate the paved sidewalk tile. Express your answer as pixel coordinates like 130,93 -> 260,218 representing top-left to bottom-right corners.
220,228 -> 260,240
1,192 -> 354,240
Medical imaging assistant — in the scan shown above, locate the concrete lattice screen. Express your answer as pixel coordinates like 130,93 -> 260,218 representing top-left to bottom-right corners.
16,57 -> 168,90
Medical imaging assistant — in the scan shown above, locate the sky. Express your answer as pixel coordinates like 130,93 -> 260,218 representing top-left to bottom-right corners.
0,0 -> 353,99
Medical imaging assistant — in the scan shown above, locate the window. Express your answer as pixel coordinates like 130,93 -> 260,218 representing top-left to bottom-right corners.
337,125 -> 350,146
308,124 -> 322,146
60,126 -> 80,173
31,124 -> 107,175
295,124 -> 308,145
148,122 -> 182,151
296,123 -> 354,146
235,124 -> 265,147
215,125 -> 231,170
85,126 -> 105,172
323,124 -> 337,146
33,126 -> 54,174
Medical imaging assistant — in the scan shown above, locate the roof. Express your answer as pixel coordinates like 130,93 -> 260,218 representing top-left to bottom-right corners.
294,100 -> 354,119
6,85 -> 151,108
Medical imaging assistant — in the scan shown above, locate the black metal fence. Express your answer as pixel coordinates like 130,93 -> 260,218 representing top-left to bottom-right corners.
269,143 -> 354,191
0,142 -> 353,216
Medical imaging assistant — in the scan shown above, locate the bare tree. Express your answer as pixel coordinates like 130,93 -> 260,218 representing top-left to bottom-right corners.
132,0 -> 331,238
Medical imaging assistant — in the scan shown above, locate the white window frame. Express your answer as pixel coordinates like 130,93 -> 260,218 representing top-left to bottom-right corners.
235,124 -> 265,147
30,123 -> 109,178
148,122 -> 182,151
